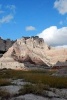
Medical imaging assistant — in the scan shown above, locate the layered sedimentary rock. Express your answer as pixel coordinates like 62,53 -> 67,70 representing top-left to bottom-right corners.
45,48 -> 67,66
0,36 -> 67,70
0,36 -> 51,70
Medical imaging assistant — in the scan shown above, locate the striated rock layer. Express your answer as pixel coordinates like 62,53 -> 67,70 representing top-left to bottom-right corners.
0,36 -> 67,70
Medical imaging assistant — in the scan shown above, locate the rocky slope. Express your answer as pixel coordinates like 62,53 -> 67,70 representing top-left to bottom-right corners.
0,79 -> 67,100
0,36 -> 67,70
0,37 -> 15,57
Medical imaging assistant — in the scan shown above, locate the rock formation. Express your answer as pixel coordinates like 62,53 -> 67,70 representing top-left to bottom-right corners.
0,37 -> 15,57
0,36 -> 67,70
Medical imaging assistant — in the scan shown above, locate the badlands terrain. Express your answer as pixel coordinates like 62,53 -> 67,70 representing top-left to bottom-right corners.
0,36 -> 67,70
0,36 -> 67,100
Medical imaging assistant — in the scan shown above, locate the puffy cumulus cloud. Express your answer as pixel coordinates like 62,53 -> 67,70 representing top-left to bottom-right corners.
26,26 -> 36,31
0,14 -> 14,24
38,26 -> 67,47
54,0 -> 67,15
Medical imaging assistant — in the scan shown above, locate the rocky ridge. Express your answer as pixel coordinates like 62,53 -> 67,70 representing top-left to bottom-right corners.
0,36 -> 67,70
0,37 -> 15,57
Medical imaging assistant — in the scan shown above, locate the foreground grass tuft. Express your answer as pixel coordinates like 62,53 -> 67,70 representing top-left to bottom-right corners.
19,83 -> 49,96
0,79 -> 11,86
0,89 -> 11,99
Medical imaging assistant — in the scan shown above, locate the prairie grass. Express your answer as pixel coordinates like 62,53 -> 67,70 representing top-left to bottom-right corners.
19,83 -> 49,96
0,79 -> 11,86
0,69 -> 67,88
21,73 -> 67,88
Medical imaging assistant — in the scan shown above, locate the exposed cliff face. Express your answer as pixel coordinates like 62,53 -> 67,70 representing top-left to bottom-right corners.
45,48 -> 67,65
0,36 -> 51,70
0,37 -> 15,57
11,36 -> 50,66
0,36 -> 67,70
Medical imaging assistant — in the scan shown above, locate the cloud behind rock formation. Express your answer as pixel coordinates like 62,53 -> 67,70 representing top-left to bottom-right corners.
38,26 -> 67,47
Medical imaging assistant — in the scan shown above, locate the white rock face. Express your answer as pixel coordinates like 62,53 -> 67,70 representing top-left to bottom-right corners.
0,36 -> 67,70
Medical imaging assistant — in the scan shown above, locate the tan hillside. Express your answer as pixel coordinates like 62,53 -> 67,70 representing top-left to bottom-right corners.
0,36 -> 67,70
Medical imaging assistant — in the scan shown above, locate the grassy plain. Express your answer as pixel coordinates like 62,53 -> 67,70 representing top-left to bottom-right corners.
0,69 -> 67,88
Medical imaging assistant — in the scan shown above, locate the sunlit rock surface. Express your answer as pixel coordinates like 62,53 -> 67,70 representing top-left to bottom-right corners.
0,36 -> 67,69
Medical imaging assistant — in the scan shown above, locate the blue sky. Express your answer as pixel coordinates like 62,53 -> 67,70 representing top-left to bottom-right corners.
0,0 -> 67,47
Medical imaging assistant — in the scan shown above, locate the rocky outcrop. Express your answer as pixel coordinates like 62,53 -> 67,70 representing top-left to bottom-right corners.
0,37 -> 15,57
0,36 -> 51,70
0,36 -> 67,70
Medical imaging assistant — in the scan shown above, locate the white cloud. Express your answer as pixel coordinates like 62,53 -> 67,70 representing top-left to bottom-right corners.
0,14 -> 14,24
6,5 -> 16,13
55,45 -> 67,48
38,26 -> 67,47
26,26 -> 36,31
0,4 -> 16,25
54,0 -> 67,15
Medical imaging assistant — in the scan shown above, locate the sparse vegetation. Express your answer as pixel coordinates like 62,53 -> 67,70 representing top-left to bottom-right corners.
22,74 -> 67,88
19,83 -> 49,96
0,79 -> 11,86
0,89 -> 10,99
0,69 -> 67,99
0,69 -> 67,88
